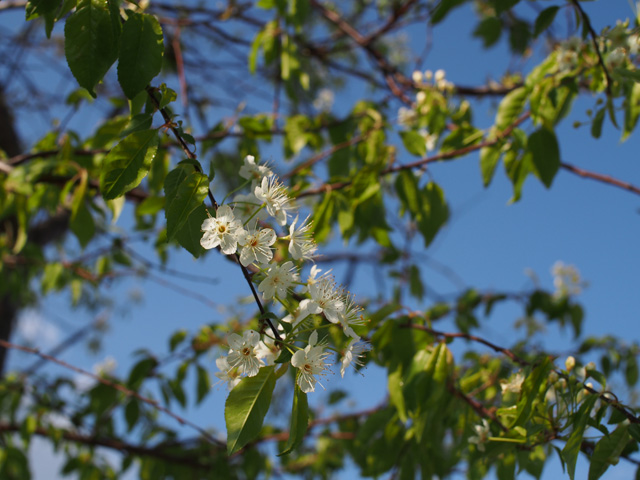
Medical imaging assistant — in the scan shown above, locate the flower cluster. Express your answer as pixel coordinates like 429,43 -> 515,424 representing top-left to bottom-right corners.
205,156 -> 370,393
551,261 -> 586,298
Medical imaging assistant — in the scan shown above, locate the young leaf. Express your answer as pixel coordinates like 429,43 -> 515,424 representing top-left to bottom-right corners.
534,6 -> 559,38
196,365 -> 210,405
562,394 -> 598,480
480,145 -> 502,187
175,204 -> 207,257
164,171 -> 209,241
100,129 -> 159,200
588,426 -> 630,480
399,130 -> 427,157
226,366 -> 277,455
278,386 -> 309,456
528,128 -> 560,188
64,0 -> 119,97
496,87 -> 528,130
117,13 -> 165,99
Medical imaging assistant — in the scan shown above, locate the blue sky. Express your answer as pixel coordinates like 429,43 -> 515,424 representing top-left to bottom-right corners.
2,1 -> 640,478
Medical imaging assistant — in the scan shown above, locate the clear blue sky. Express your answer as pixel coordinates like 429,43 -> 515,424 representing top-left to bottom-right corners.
2,1 -> 640,478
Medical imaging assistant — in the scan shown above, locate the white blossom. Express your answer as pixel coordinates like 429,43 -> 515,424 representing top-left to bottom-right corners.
500,372 -> 525,395
340,337 -> 370,377
419,128 -> 438,152
288,216 -> 317,260
237,226 -> 276,267
291,331 -> 329,393
334,292 -> 365,338
551,261 -> 585,297
299,273 -> 345,324
227,330 -> 262,377
411,70 -> 423,83
468,419 -> 491,452
231,192 -> 268,224
200,205 -> 243,254
254,175 -> 294,225
397,106 -> 416,127
606,47 -> 627,68
255,335 -> 280,366
313,88 -> 335,112
239,155 -> 272,184
258,261 -> 299,300
214,356 -> 242,389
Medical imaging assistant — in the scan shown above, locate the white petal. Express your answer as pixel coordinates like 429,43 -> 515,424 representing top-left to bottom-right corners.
228,333 -> 244,350
308,330 -> 318,347
291,350 -> 306,368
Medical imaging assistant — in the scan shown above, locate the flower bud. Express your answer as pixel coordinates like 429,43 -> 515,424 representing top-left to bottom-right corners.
412,70 -> 423,83
565,356 -> 576,371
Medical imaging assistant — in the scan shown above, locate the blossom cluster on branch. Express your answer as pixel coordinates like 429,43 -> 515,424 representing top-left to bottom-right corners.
204,156 -> 369,393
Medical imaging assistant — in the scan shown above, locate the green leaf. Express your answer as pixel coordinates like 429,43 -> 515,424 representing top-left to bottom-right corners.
100,129 -> 159,200
480,145 -> 502,187
528,128 -> 560,188
430,0 -> 466,25
415,182 -> 449,247
388,366 -> 407,422
591,107 -> 606,139
473,17 -> 502,48
225,366 -> 277,455
496,87 -> 528,130
513,357 -> 553,427
626,353 -> 639,386
175,204 -> 207,257
588,426 -> 630,480
279,386 -> 309,456
623,83 -> 640,141
562,394 -> 598,480
196,365 -> 210,405
64,0 -> 119,97
69,199 -> 95,248
399,130 -> 427,157
164,171 -> 209,241
26,0 -> 61,19
534,6 -> 560,38
117,13 -> 165,99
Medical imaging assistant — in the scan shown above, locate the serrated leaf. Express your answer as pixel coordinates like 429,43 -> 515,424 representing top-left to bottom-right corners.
480,145 -> 502,187
513,357 -> 552,427
399,130 -> 427,157
562,394 -> 598,480
175,204 -> 207,257
528,128 -> 560,188
64,0 -> 119,97
117,13 -> 164,99
225,366 -> 276,455
588,426 -> 629,480
100,129 -> 158,200
196,365 -> 210,404
496,87 -> 528,130
164,171 -> 209,241
591,107 -> 606,139
416,182 -> 449,247
473,16 -> 502,47
279,386 -> 309,456
70,199 -> 95,248
534,6 -> 559,37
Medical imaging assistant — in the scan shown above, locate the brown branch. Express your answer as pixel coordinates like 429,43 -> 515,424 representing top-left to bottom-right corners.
296,112 -> 531,198
560,162 -> 640,196
570,0 -> 612,97
0,422 -> 216,469
0,339 -> 225,446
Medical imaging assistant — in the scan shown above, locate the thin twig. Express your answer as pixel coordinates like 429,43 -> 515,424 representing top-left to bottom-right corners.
0,339 -> 225,446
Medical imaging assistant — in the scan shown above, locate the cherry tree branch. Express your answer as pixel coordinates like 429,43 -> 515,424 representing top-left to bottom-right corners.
0,339 -> 225,446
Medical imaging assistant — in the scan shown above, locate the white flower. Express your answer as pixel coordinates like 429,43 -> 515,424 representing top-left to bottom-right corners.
628,34 -> 640,55
411,70 -> 423,83
258,261 -> 299,300
299,273 -> 345,324
418,128 -> 438,152
313,88 -> 334,112
239,155 -> 272,183
340,337 -> 370,377
334,292 -> 365,338
200,205 -> 243,254
288,216 -> 317,260
500,372 -> 525,395
214,356 -> 242,389
254,175 -> 294,225
282,307 -> 310,330
606,47 -> 627,68
227,330 -> 262,377
237,226 -> 276,267
255,335 -> 280,366
551,261 -> 585,297
397,106 -> 416,127
468,419 -> 491,452
291,331 -> 329,393
231,192 -> 268,224
434,69 -> 446,83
